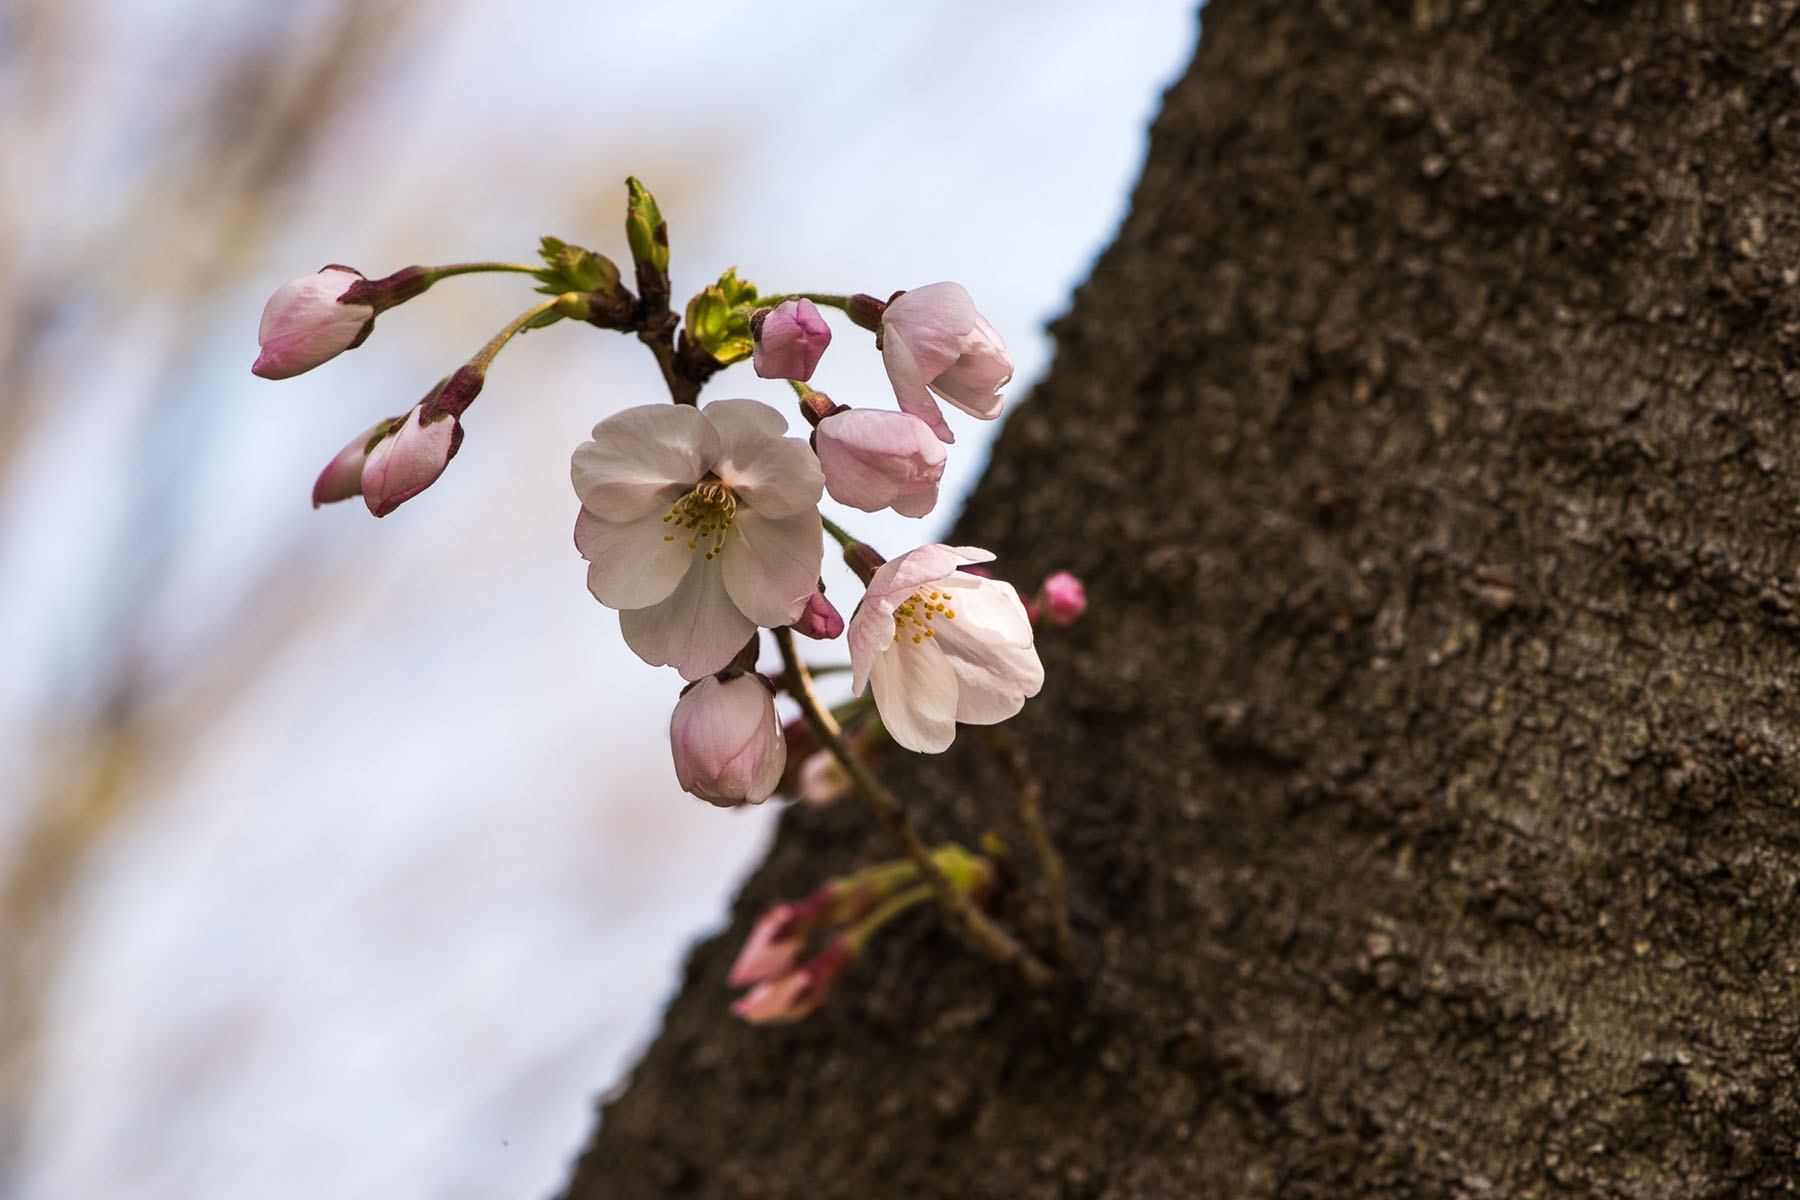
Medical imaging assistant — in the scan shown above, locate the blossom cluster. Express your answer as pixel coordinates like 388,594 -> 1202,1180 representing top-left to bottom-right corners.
253,240 -> 1054,804
252,181 -> 1092,1021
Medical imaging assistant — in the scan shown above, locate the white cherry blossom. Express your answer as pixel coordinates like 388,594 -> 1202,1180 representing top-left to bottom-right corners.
848,545 -> 1043,753
573,399 -> 823,680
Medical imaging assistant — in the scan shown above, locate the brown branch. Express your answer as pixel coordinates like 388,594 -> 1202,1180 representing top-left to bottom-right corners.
977,725 -> 1076,966
773,627 -> 1051,988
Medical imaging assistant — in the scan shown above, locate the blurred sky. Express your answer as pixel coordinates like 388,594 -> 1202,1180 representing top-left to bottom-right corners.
0,2 -> 1198,1197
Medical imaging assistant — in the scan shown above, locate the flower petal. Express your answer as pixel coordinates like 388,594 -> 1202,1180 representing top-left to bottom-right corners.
722,508 -> 822,628
572,404 -> 717,523
934,575 -> 1043,725
575,506 -> 695,609
927,313 -> 1011,419
867,637 -> 959,753
880,332 -> 955,444
704,399 -> 824,518
618,555 -> 757,680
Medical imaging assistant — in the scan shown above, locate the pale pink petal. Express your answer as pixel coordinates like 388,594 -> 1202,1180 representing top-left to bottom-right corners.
575,506 -> 695,610
706,400 -> 823,518
929,573 -> 1042,725
867,637 -> 959,753
880,331 -> 955,444
815,409 -> 946,516
721,508 -> 822,628
849,545 -> 975,691
573,404 -> 718,523
884,283 -> 978,378
619,556 -> 757,680
927,313 -> 1011,419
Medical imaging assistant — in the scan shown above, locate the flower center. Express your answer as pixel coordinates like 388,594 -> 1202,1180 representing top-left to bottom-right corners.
892,588 -> 955,645
662,480 -> 738,560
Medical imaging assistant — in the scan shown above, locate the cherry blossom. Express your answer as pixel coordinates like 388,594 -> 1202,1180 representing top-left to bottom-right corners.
814,408 -> 946,518
669,673 -> 785,806
878,282 -> 1012,443
251,267 -> 375,379
573,399 -> 824,680
848,545 -> 1043,753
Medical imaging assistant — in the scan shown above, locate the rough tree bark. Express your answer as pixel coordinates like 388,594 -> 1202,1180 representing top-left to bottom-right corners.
563,2 -> 1800,1195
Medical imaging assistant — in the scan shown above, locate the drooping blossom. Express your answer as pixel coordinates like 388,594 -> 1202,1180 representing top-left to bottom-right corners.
362,405 -> 461,517
792,587 -> 845,640
732,939 -> 852,1024
573,399 -> 824,680
311,418 -> 393,508
814,408 -> 947,518
878,282 -> 1012,443
252,267 -> 375,379
669,673 -> 785,806
848,545 -> 1043,754
1034,571 -> 1087,626
753,299 -> 831,381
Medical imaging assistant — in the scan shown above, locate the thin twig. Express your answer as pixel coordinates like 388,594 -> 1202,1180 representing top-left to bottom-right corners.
978,725 -> 1076,965
774,627 -> 1052,988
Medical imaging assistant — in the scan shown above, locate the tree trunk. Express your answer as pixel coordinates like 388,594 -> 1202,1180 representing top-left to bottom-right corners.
562,2 -> 1800,1195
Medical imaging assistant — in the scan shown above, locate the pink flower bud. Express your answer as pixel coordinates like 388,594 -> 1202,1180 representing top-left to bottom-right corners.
311,419 -> 394,508
878,282 -> 1011,443
360,404 -> 462,517
669,674 -> 785,806
753,299 -> 831,381
731,939 -> 852,1024
791,588 -> 845,640
814,408 -> 947,518
1036,571 -> 1087,626
729,900 -> 814,987
252,267 -> 376,379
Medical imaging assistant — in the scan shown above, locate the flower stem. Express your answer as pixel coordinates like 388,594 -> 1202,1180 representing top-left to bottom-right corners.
774,627 -> 1052,988
423,261 -> 547,282
820,514 -> 859,551
753,292 -> 854,313
469,295 -> 569,374
977,725 -> 1075,965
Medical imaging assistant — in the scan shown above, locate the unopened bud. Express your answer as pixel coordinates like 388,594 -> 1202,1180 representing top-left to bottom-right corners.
731,939 -> 853,1024
252,267 -> 375,379
311,418 -> 395,508
791,588 -> 845,641
753,298 -> 831,381
1033,571 -> 1087,626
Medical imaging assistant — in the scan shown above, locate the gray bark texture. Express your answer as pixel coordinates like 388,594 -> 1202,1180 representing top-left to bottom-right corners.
563,2 -> 1800,1195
